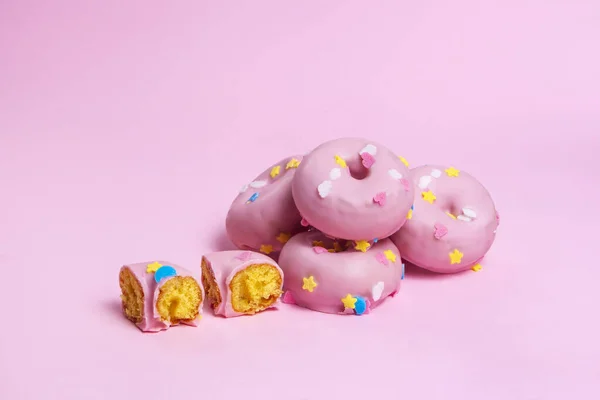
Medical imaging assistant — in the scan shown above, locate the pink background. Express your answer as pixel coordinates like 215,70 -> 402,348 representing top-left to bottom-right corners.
1,1 -> 599,399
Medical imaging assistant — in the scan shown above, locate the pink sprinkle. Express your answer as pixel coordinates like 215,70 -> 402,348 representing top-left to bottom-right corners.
433,223 -> 448,239
361,152 -> 375,169
364,299 -> 371,314
282,291 -> 295,304
495,210 -> 500,225
313,246 -> 328,254
235,251 -> 252,261
301,217 -> 309,227
399,178 -> 410,192
373,192 -> 387,206
375,252 -> 389,266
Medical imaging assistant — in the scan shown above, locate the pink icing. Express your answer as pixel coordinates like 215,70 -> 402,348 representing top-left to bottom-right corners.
390,165 -> 499,273
278,231 -> 403,315
226,155 -> 306,253
292,138 -> 414,241
120,261 -> 204,333
202,250 -> 284,318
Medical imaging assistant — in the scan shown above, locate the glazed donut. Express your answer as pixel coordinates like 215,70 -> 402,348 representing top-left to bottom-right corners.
292,138 -> 414,243
278,231 -> 403,315
390,165 -> 499,273
226,155 -> 305,255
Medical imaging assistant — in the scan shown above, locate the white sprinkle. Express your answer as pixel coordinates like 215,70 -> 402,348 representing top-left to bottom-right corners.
457,215 -> 472,222
388,169 -> 403,180
430,169 -> 442,178
329,168 -> 341,181
249,180 -> 267,188
493,229 -> 497,234
462,207 -> 477,218
239,184 -> 249,193
372,281 -> 384,302
360,144 -> 377,156
418,175 -> 433,189
317,180 -> 333,198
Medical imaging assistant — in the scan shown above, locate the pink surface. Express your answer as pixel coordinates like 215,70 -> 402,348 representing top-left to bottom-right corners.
1,1 -> 599,399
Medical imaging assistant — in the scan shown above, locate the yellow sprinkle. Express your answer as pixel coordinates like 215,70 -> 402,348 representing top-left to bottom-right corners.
407,209 -> 413,220
334,155 -> 347,168
312,240 -> 325,247
341,294 -> 357,309
355,240 -> 371,252
384,250 -> 397,263
333,242 -> 343,253
471,264 -> 482,272
327,248 -> 335,253
276,232 -> 291,244
270,165 -> 281,178
445,167 -> 460,177
286,158 -> 301,169
259,244 -> 273,255
449,249 -> 463,264
146,261 -> 162,273
302,276 -> 318,292
421,190 -> 437,204
446,212 -> 457,220
398,156 -> 409,167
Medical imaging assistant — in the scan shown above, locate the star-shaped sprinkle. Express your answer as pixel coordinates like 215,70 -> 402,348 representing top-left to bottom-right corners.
449,249 -> 464,264
312,240 -> 325,247
445,167 -> 460,177
302,276 -> 318,292
276,232 -> 291,244
471,264 -> 482,272
375,252 -> 388,266
361,152 -> 375,169
259,244 -> 273,255
355,240 -> 371,252
421,190 -> 436,204
398,156 -> 409,167
373,192 -> 387,206
384,250 -> 397,263
246,192 -> 259,203
270,165 -> 281,178
341,294 -> 357,309
334,155 -> 347,168
446,212 -> 457,220
146,261 -> 162,273
286,158 -> 301,169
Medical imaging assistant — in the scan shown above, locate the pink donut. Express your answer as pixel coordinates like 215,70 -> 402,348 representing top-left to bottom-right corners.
292,138 -> 414,241
226,155 -> 305,255
390,165 -> 499,273
278,231 -> 403,315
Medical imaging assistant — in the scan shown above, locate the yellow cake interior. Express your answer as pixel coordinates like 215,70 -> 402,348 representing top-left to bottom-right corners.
201,258 -> 223,310
156,276 -> 202,324
229,263 -> 282,314
119,267 -> 145,323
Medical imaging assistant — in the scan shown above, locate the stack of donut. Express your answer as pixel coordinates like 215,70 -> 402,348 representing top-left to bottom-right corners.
226,137 -> 499,316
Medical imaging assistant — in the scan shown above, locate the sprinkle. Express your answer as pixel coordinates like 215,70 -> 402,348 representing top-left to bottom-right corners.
146,261 -> 162,273
418,175 -> 432,189
154,265 -> 177,283
259,244 -> 273,255
471,264 -> 483,272
496,210 -> 500,225
376,252 -> 388,266
373,238 -> 379,243
462,208 -> 477,218
421,190 -> 436,204
373,192 -> 387,206
445,167 -> 460,177
329,168 -> 342,181
276,232 -> 291,244
235,251 -> 252,261
313,246 -> 328,254
361,152 -> 375,169
360,144 -> 377,156
312,240 -> 325,247
446,211 -> 457,220
372,282 -> 384,301
355,240 -> 371,252
332,242 -> 343,253
433,223 -> 448,239
282,291 -> 296,304
457,215 -> 472,222
250,180 -> 267,188
334,155 -> 347,168
354,296 -> 368,315
388,169 -> 403,180
285,158 -> 301,169
363,299 -> 372,314
270,166 -> 281,178
430,169 -> 442,178
246,192 -> 259,203
401,263 -> 405,280
400,178 -> 411,192
449,249 -> 464,264
398,156 -> 409,167
239,184 -> 249,193
317,180 -> 333,198
341,294 -> 357,309
384,250 -> 397,263
406,208 -> 413,220
302,276 -> 318,292
301,217 -> 309,227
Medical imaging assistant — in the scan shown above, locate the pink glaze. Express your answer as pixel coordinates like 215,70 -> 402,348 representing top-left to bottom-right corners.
202,250 -> 284,318
226,155 -> 305,254
390,165 -> 499,273
278,231 -> 403,315
292,138 -> 414,241
120,261 -> 204,333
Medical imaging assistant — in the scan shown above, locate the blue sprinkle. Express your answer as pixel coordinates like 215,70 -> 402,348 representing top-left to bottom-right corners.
373,238 -> 378,243
354,296 -> 367,315
410,204 -> 414,210
155,265 -> 177,283
247,192 -> 259,203
401,263 -> 405,280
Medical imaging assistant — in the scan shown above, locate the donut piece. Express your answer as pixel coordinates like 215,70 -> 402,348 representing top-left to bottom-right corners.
201,250 -> 284,317
119,261 -> 203,332
278,231 -> 403,315
292,138 -> 414,242
226,155 -> 305,255
390,165 -> 499,273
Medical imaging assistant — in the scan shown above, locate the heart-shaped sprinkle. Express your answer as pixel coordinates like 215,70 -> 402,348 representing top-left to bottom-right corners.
317,180 -> 333,198
433,223 -> 448,239
375,252 -> 389,266
239,184 -> 249,193
235,251 -> 252,261
301,217 -> 309,227
457,215 -> 472,222
282,291 -> 295,304
388,169 -> 403,180
418,175 -> 432,189
329,168 -> 341,181
250,180 -> 267,188
313,246 -> 328,254
361,152 -> 376,169
373,192 -> 387,206
372,281 -> 384,301
462,207 -> 477,218
430,169 -> 442,178
360,144 -> 377,156
400,178 -> 411,192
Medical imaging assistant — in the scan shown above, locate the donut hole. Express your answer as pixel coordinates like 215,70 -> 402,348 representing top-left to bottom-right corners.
347,155 -> 370,180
